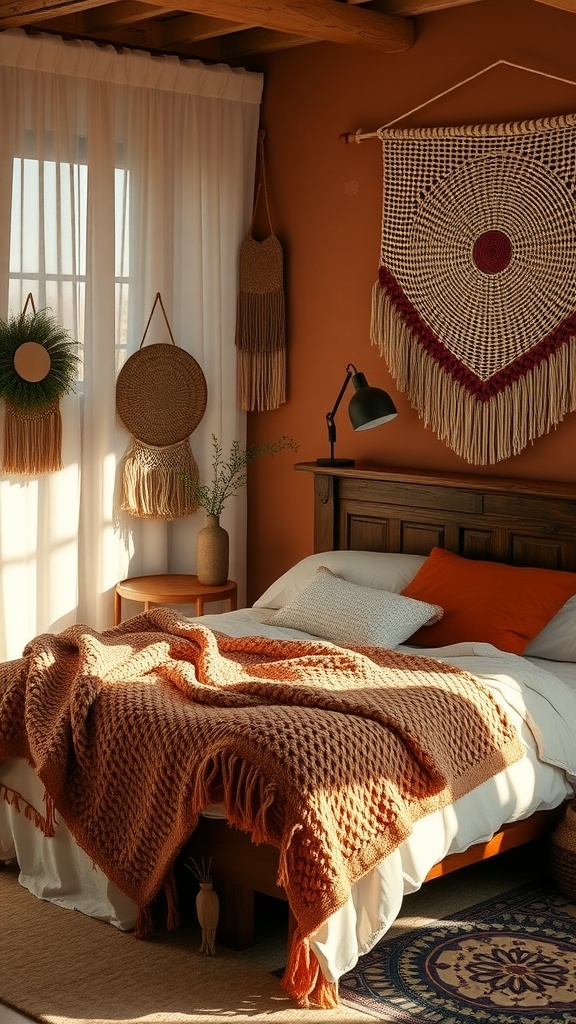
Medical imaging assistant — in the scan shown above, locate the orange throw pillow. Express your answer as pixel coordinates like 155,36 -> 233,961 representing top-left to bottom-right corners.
401,547 -> 576,654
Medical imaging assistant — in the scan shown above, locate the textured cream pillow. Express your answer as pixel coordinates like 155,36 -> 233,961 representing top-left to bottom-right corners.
269,566 -> 442,648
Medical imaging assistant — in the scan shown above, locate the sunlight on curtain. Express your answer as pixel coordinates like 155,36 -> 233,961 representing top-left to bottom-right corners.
0,30 -> 262,660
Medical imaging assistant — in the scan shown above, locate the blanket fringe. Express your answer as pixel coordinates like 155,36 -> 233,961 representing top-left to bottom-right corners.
1,781 -> 55,837
164,866 -> 180,931
191,753 -> 278,844
134,904 -> 155,939
281,927 -> 339,1009
371,279 -> 576,465
43,789 -> 56,837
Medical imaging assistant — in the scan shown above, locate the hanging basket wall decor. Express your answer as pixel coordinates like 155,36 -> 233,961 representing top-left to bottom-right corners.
0,294 -> 79,475
235,130 -> 286,412
116,293 -> 207,520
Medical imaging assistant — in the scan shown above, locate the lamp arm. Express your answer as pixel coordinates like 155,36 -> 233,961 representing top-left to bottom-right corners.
325,363 -> 355,429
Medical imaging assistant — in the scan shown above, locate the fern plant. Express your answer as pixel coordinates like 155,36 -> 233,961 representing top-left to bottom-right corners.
193,434 -> 299,516
0,306 -> 79,411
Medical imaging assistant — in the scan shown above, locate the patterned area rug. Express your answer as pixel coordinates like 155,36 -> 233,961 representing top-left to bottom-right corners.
341,881 -> 576,1022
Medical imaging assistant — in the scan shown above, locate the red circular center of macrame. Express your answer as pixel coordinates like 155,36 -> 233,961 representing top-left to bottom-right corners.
472,230 -> 512,274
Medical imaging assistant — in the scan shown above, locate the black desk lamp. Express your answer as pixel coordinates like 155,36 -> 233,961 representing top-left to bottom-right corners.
317,363 -> 397,467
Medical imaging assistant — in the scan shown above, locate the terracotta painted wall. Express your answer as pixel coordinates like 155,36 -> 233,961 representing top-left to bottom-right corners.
244,0 -> 576,604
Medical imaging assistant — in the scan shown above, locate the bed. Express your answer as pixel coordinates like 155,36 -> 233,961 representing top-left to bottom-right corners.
2,461 -> 576,1009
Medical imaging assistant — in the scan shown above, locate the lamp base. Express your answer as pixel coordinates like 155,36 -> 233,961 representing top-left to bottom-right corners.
316,457 -> 355,467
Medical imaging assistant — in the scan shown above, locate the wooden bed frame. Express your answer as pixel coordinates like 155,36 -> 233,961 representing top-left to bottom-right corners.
186,462 -> 576,949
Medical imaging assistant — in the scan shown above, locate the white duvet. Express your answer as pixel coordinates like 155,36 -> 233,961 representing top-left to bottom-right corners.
1,607 -> 575,984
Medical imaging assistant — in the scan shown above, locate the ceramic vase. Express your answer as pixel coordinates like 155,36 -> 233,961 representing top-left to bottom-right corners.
196,514 -> 229,586
196,881 -> 219,955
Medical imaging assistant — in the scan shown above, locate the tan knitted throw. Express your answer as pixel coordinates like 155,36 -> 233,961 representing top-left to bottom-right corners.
0,609 -> 524,1008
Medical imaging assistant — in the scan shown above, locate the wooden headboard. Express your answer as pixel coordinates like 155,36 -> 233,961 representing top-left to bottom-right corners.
295,463 -> 576,572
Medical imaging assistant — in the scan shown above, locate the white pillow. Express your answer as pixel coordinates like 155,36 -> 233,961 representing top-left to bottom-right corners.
268,566 -> 443,648
254,550 -> 427,610
524,594 -> 576,662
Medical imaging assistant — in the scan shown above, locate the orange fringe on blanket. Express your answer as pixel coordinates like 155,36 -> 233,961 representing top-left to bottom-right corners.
282,926 -> 339,1009
1,781 -> 55,838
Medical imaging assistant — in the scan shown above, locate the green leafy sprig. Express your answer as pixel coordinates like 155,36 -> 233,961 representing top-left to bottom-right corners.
0,307 -> 80,411
194,434 -> 299,516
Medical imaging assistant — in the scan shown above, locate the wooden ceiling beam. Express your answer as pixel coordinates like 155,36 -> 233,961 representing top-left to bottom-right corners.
157,13 -> 255,45
82,2 -> 167,29
220,27 -> 317,58
0,0 -> 114,26
135,0 -> 415,51
368,0 -> 483,13
532,0 -> 576,12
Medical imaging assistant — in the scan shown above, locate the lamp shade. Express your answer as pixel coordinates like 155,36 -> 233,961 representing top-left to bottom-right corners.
348,371 -> 397,431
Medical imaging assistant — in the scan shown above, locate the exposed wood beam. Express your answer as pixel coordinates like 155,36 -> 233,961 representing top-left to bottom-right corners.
82,2 -> 167,29
370,0 -> 483,13
533,0 -> 576,12
220,27 -> 317,58
0,0 -> 114,26
157,13 -> 256,46
23,12 -> 161,46
136,0 -> 415,51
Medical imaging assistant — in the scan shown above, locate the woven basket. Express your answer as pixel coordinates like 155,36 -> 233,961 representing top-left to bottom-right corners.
550,800 -> 576,900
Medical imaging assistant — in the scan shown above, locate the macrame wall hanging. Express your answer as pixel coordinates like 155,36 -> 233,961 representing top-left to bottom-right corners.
116,293 -> 207,520
0,293 -> 79,475
235,129 -> 286,412
370,110 -> 576,465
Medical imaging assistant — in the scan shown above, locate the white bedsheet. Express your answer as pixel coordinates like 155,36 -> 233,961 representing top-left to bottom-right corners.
1,609 -> 575,984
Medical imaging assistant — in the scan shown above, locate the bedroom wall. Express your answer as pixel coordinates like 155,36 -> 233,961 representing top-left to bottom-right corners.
244,0 -> 576,604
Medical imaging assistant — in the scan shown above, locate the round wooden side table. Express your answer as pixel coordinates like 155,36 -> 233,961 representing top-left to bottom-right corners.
114,573 -> 238,625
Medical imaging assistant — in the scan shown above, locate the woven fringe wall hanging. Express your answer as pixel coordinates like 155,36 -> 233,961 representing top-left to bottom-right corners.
235,129 -> 286,412
116,293 -> 207,520
0,294 -> 79,475
370,112 -> 576,465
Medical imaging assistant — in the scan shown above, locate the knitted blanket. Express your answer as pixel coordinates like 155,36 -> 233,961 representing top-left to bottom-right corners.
0,609 -> 524,1008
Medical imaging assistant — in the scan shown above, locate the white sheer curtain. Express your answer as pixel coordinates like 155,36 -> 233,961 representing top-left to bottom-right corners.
0,30 -> 262,661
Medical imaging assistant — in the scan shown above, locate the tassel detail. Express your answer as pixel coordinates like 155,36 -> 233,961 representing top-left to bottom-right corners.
120,437 -> 199,520
235,132 -> 286,412
281,926 -> 339,1008
235,238 -> 286,412
371,279 -> 576,465
3,400 -> 62,474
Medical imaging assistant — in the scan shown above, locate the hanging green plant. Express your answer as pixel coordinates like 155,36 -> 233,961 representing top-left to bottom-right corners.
0,296 -> 80,475
0,304 -> 79,412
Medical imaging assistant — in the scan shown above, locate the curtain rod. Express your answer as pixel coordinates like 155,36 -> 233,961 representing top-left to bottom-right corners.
340,59 -> 576,144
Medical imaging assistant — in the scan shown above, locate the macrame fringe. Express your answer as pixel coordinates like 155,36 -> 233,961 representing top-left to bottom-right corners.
371,281 -> 576,465
120,437 -> 199,520
236,347 -> 286,412
235,289 -> 286,411
282,927 -> 339,1009
3,401 -> 62,474
236,289 -> 285,353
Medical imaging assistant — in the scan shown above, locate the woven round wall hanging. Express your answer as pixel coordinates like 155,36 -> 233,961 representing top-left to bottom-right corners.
0,293 -> 79,475
116,292 -> 207,520
371,113 -> 576,465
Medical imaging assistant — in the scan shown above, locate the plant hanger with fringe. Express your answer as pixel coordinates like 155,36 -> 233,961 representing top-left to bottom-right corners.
116,292 -> 207,520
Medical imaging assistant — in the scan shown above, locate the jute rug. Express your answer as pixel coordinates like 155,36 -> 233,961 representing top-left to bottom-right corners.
340,879 -> 576,1023
0,849 -> 550,1024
